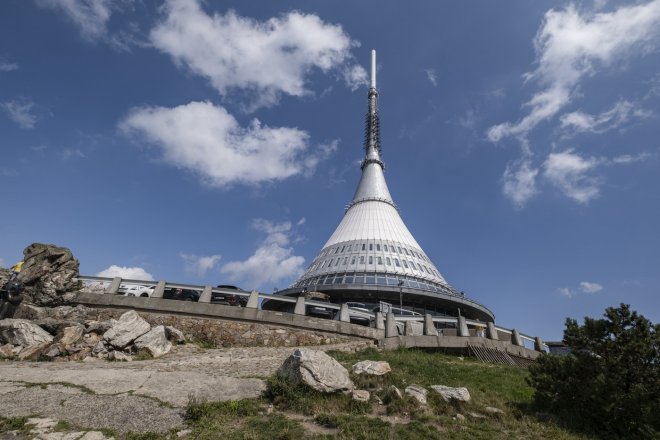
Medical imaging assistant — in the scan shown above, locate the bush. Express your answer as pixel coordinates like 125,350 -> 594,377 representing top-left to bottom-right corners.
528,303 -> 659,439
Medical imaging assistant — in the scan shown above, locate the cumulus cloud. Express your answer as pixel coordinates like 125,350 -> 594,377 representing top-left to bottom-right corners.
502,158 -> 539,207
0,59 -> 18,72
220,219 -> 305,289
488,1 -> 660,143
560,100 -> 652,135
120,101 -> 335,187
543,150 -> 602,204
1,98 -> 38,129
37,0 -> 112,41
96,265 -> 154,281
180,253 -> 221,278
150,0 -> 366,109
580,281 -> 603,293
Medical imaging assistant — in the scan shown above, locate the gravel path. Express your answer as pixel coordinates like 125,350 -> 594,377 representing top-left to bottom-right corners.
0,340 -> 373,434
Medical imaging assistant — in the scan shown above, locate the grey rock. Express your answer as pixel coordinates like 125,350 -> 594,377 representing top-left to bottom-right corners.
86,319 -> 117,335
468,412 -> 486,419
383,385 -> 402,403
108,351 -> 132,362
16,243 -> 81,307
455,413 -> 466,421
0,319 -> 54,346
17,342 -> 50,360
59,325 -> 84,345
352,389 -> 370,402
404,384 -> 428,405
430,385 -> 471,403
165,326 -> 185,344
351,360 -> 391,376
44,344 -> 62,358
0,343 -> 14,358
134,326 -> 172,358
92,340 -> 108,355
278,349 -> 354,393
103,311 -> 151,348
484,406 -> 504,415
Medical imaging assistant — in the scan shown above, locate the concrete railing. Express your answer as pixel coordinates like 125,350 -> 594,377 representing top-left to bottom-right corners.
76,275 -> 547,353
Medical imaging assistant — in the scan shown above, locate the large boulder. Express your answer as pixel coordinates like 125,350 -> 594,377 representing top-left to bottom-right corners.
430,385 -> 471,403
103,310 -> 151,348
278,349 -> 354,393
0,319 -> 54,346
405,384 -> 428,405
134,325 -> 172,358
351,360 -> 391,376
16,243 -> 81,306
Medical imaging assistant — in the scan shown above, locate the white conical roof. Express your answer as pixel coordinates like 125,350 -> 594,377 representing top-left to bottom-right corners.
291,51 -> 452,293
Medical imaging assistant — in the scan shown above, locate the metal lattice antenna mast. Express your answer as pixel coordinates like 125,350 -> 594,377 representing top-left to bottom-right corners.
363,49 -> 382,166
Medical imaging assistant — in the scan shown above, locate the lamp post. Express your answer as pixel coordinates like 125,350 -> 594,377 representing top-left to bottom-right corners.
398,280 -> 404,312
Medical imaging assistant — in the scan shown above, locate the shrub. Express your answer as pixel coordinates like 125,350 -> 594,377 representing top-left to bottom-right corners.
528,303 -> 659,439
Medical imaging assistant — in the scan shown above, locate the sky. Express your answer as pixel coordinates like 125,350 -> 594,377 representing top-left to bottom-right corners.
1,0 -> 659,340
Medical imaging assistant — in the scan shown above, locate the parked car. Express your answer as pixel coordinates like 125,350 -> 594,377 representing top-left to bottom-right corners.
211,285 -> 248,306
304,291 -> 335,319
345,302 -> 372,326
119,284 -> 155,298
163,288 -> 200,302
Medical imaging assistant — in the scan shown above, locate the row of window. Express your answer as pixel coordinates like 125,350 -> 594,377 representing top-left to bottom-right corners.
296,272 -> 458,296
319,242 -> 430,263
310,254 -> 437,277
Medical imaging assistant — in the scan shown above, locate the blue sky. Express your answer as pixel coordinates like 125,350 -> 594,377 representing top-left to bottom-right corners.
1,0 -> 658,340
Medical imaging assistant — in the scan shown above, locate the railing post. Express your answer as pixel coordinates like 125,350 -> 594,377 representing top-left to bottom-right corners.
246,290 -> 259,309
486,322 -> 498,340
199,285 -> 212,303
105,277 -> 122,294
294,297 -> 306,315
424,314 -> 437,336
375,311 -> 385,330
511,329 -> 523,346
385,312 -> 397,338
457,316 -> 469,337
534,336 -> 545,352
339,304 -> 350,322
152,280 -> 166,299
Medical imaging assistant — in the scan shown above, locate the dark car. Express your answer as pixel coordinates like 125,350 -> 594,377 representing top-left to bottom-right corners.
211,285 -> 248,306
304,291 -> 335,319
163,288 -> 200,302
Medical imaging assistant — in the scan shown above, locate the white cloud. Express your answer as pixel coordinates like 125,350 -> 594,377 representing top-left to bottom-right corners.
0,59 -> 18,72
580,281 -> 603,293
120,101 -> 335,187
61,148 -> 86,159
37,0 -> 112,41
610,152 -> 653,164
220,219 -> 305,289
96,265 -> 154,281
180,253 -> 221,278
150,0 -> 366,109
502,158 -> 539,207
425,69 -> 437,87
1,98 -> 38,129
560,100 -> 652,135
543,150 -> 602,204
558,287 -> 573,298
488,1 -> 660,142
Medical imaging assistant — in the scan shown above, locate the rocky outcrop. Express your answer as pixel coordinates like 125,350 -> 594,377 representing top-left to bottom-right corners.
405,384 -> 428,405
16,243 -> 81,307
0,319 -> 54,346
103,310 -> 151,348
351,360 -> 391,376
352,389 -> 370,402
278,349 -> 354,393
430,385 -> 471,403
134,325 -> 172,358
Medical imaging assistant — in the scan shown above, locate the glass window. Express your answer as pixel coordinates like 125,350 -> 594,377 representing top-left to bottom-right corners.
343,257 -> 348,265
335,247 -> 340,254
377,256 -> 383,265
354,273 -> 365,283
351,257 -> 356,265
362,244 -> 366,251
365,275 -> 375,284
410,261 -> 416,270
344,275 -> 354,283
387,277 -> 400,285
328,258 -> 333,266
320,260 -> 327,268
369,244 -> 373,251
404,248 -> 410,256
368,256 -> 373,264
408,280 -> 419,288
398,247 -> 402,253
333,275 -> 343,284
360,256 -> 365,264
384,244 -> 388,252
324,276 -> 334,285
386,257 -> 391,265
334,259 -> 340,266
376,244 -> 381,251
341,246 -> 345,252
377,276 -> 386,285
403,260 -> 409,268
394,258 -> 400,267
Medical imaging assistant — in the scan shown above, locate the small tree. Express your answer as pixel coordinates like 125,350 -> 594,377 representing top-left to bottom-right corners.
528,304 -> 659,439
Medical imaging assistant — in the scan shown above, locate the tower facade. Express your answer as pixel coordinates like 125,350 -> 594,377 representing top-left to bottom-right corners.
275,51 -> 494,322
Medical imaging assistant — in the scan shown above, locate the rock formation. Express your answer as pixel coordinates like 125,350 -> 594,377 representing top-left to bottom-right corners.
278,349 -> 354,393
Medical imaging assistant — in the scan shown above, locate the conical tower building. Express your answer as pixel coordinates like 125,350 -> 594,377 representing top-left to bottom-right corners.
275,51 -> 494,322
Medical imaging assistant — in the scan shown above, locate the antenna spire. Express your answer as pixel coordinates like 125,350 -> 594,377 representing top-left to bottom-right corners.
371,50 -> 376,89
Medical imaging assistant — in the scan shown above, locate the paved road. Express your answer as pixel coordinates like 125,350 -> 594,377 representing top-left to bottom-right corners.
0,340 -> 373,434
